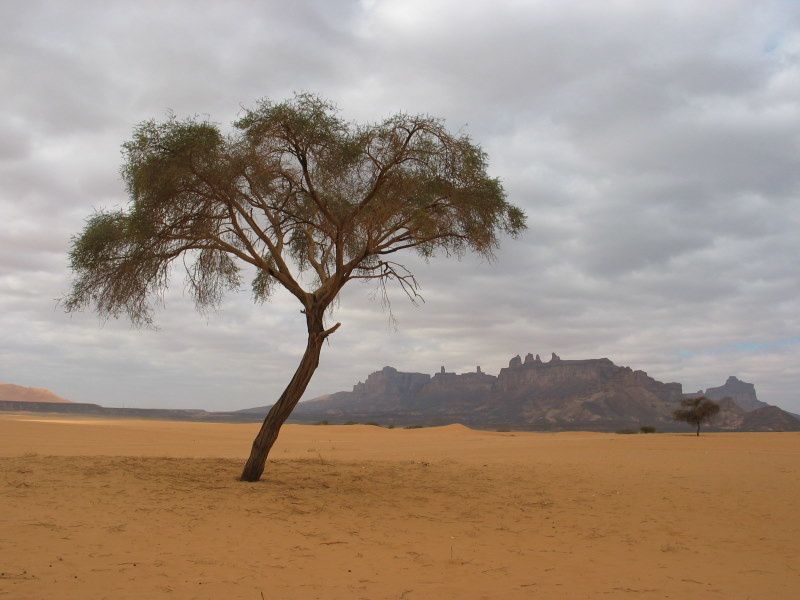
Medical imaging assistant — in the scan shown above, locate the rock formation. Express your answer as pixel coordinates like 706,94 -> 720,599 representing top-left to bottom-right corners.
711,398 -> 748,430
280,356 -> 797,432
6,360 -> 796,432
704,376 -> 767,412
287,354 -> 690,430
739,406 -> 800,431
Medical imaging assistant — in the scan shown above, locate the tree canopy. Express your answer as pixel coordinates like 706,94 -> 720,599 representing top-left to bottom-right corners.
673,397 -> 720,436
66,93 -> 525,326
66,93 -> 527,481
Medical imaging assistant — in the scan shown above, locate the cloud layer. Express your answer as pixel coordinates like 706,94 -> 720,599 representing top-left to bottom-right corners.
2,0 -> 799,411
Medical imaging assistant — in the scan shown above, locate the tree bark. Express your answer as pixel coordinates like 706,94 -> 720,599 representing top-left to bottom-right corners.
696,422 -> 700,437
240,310 -> 328,482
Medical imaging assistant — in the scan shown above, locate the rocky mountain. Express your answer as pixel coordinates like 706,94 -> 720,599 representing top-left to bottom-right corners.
238,354 -> 800,432
704,376 -> 768,412
5,359 -> 798,432
0,382 -> 72,404
739,406 -> 800,432
680,376 -> 799,431
709,398 -> 748,430
250,353 -> 689,430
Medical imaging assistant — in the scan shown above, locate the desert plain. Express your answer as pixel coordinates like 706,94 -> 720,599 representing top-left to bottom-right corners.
0,413 -> 798,599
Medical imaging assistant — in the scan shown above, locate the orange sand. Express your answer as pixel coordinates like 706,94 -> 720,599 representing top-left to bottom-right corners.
0,383 -> 72,403
1,413 -> 798,599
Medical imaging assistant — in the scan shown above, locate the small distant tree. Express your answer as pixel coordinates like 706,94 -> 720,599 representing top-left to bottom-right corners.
673,397 -> 720,436
65,93 -> 526,481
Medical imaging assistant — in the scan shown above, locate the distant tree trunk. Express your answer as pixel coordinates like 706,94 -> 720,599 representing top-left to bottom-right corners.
696,422 -> 700,437
240,310 -> 325,482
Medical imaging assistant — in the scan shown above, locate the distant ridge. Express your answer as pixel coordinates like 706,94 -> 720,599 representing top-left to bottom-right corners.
242,354 -> 800,432
3,357 -> 799,432
0,382 -> 73,404
739,406 -> 800,432
279,354 -> 686,430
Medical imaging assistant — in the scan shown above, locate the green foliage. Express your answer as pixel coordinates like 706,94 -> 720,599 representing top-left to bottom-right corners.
251,264 -> 276,304
66,93 -> 527,326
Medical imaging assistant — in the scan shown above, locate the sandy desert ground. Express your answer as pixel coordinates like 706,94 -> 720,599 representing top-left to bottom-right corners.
0,413 -> 798,599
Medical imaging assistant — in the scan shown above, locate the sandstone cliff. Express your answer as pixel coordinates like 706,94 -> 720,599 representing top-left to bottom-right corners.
704,376 -> 768,412
291,354 -> 689,430
283,355 -> 797,432
6,362 -> 796,432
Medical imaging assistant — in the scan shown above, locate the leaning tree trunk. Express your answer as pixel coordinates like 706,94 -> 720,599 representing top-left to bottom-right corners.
240,312 -> 327,482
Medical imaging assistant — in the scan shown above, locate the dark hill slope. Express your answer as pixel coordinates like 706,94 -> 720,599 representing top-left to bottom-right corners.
278,354 -> 687,430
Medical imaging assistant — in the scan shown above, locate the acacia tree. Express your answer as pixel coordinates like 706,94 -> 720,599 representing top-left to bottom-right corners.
66,94 -> 526,481
673,397 -> 720,436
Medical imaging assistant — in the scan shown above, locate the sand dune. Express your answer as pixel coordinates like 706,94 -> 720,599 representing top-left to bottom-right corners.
0,382 -> 72,404
1,414 -> 798,599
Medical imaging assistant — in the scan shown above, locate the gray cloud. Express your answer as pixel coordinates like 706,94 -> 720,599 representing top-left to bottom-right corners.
1,0 -> 799,412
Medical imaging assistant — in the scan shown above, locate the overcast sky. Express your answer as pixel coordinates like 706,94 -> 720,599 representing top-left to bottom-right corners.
1,0 -> 799,412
